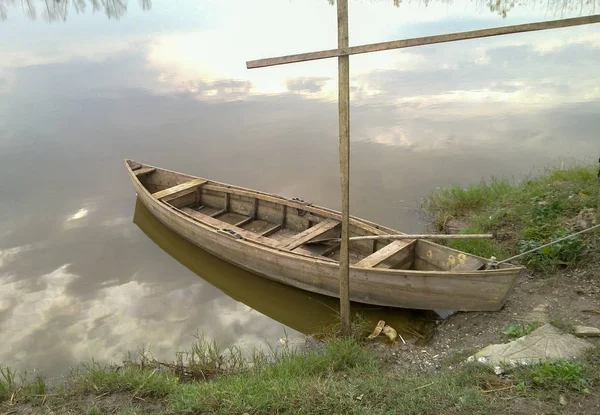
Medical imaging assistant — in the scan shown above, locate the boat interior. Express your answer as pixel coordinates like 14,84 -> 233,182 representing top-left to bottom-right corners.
129,160 -> 487,272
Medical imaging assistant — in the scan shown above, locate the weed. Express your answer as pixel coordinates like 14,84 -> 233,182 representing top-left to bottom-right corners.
312,311 -> 372,342
503,322 -> 541,339
169,342 -> 492,415
0,366 -> 48,405
424,164 -> 599,270
510,360 -> 594,393
70,361 -> 178,398
0,366 -> 17,402
448,224 -> 508,259
87,403 -> 102,415
3,336 -> 600,415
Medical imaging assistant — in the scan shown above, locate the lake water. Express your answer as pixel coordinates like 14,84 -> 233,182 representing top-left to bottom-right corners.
1,0 -> 599,377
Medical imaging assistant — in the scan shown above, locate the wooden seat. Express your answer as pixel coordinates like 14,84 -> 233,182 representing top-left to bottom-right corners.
180,207 -> 278,248
278,219 -> 340,251
354,239 -> 416,268
152,179 -> 208,200
135,167 -> 156,176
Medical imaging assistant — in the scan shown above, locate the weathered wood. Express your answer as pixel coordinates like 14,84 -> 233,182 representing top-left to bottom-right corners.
252,198 -> 259,217
235,216 -> 254,227
292,246 -> 338,262
126,160 -> 526,311
261,224 -> 282,237
279,219 -> 340,250
201,184 -> 385,237
281,204 -> 287,227
152,179 -> 208,200
247,15 -> 600,69
210,208 -> 227,218
233,197 -> 258,227
180,207 -> 278,248
453,255 -> 486,271
309,233 -> 494,244
337,0 -> 351,337
135,167 -> 156,176
414,240 -> 490,271
354,240 -> 415,268
224,192 -> 230,211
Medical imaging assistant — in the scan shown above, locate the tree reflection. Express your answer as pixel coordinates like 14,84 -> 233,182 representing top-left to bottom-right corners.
0,0 -> 150,21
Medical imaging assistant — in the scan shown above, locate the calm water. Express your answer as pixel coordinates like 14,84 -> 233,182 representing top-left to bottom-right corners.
1,0 -> 599,376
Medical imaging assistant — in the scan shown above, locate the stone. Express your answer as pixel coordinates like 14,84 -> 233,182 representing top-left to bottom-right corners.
573,326 -> 600,337
468,324 -> 594,373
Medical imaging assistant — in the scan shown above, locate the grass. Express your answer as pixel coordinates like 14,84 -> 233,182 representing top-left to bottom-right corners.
502,322 -> 541,339
2,339 -> 599,414
423,164 -> 600,270
0,366 -> 46,405
510,359 -> 595,394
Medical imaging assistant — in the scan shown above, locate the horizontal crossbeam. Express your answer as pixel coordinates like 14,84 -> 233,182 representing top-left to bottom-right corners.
247,14 -> 600,69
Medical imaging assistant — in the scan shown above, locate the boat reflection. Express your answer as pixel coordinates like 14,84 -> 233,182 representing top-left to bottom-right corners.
133,198 -> 438,343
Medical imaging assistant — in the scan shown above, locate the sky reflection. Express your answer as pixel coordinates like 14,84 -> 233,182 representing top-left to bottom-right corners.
1,0 -> 599,376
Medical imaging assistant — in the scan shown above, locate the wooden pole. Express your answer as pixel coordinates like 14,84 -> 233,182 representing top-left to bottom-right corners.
247,14 -> 600,69
337,0 -> 351,337
307,233 -> 494,244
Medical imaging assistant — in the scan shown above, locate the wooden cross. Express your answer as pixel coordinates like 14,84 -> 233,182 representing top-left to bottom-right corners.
246,5 -> 600,336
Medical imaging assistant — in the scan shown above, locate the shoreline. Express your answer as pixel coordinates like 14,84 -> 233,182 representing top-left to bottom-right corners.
2,163 -> 599,414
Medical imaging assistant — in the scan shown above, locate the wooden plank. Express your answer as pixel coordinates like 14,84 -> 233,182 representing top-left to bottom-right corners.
201,184 -> 386,237
309,233 -> 494,244
235,216 -> 254,227
247,15 -> 600,69
152,179 -> 208,200
279,219 -> 340,251
235,197 -> 258,227
135,167 -> 156,176
252,198 -> 259,217
178,207 -> 340,264
224,192 -> 230,211
337,0 -> 351,337
294,241 -> 339,257
281,205 -> 287,227
354,240 -> 415,268
415,240 -> 488,271
261,224 -> 282,237
210,208 -> 227,218
292,246 -> 337,263
180,207 -> 278,248
453,256 -> 486,271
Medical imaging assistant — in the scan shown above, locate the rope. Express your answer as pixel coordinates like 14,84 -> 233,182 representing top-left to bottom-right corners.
493,223 -> 600,266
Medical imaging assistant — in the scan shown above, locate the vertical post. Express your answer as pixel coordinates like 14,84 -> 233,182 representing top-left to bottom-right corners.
337,0 -> 351,336
597,158 -> 600,227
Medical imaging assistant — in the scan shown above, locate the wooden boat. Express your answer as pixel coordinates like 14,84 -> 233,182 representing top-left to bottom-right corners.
125,159 -> 524,311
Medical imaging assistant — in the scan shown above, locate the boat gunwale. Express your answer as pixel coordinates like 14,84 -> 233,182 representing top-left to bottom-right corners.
124,159 -> 524,277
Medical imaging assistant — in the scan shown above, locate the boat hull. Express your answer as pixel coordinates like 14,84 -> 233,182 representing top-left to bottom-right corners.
127,161 -> 524,311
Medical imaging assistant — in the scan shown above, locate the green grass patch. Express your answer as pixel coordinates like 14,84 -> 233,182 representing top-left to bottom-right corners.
510,359 -> 595,394
170,341 -> 493,415
3,339 -> 600,414
0,366 -> 46,405
424,164 -> 600,270
71,362 -> 179,398
503,322 -> 541,339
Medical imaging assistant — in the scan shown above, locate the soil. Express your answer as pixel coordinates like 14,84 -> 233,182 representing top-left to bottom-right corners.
370,259 -> 600,414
